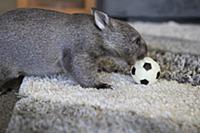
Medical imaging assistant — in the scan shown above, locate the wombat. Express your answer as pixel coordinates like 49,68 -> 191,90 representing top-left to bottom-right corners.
0,8 -> 147,93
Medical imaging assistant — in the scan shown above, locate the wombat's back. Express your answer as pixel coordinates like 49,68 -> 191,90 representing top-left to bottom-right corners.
0,8 -> 92,75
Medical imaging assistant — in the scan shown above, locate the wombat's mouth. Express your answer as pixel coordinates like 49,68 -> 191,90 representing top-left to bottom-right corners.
137,53 -> 146,60
127,52 -> 146,65
127,58 -> 136,66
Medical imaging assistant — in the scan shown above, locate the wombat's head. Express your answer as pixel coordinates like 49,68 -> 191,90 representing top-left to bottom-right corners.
92,9 -> 147,65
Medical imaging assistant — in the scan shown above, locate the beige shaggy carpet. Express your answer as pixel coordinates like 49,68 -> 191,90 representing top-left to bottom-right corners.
6,73 -> 200,133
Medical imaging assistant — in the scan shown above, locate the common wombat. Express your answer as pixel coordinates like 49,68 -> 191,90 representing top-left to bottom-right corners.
0,8 -> 147,92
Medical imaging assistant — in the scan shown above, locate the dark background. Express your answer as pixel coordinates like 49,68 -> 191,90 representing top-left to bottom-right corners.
96,0 -> 200,23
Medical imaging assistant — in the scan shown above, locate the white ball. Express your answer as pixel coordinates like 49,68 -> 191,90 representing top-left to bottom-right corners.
130,57 -> 161,85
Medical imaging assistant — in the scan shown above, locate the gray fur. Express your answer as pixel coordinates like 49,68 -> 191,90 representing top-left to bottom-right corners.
0,8 -> 147,90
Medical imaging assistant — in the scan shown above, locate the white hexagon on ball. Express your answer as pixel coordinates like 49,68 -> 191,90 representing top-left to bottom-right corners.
130,57 -> 161,85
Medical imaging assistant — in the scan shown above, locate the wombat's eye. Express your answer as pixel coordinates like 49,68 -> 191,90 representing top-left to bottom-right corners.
135,38 -> 141,45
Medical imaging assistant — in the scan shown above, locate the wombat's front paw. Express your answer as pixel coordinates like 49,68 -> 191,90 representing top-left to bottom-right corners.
95,83 -> 112,89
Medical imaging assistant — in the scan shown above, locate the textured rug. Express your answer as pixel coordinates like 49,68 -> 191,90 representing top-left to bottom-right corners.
6,73 -> 200,133
6,22 -> 200,133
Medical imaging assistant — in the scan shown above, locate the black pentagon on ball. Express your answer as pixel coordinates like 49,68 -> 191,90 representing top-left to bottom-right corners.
143,63 -> 152,71
140,79 -> 149,85
131,67 -> 136,75
156,72 -> 161,79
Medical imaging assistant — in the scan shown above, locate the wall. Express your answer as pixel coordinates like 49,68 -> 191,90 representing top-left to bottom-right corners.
97,0 -> 200,22
0,0 -> 16,13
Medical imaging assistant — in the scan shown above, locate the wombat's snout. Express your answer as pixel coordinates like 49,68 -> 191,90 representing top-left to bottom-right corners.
127,41 -> 148,66
137,41 -> 148,60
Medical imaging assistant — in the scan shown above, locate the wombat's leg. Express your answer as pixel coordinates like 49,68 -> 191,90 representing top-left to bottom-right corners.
71,54 -> 111,89
0,80 -> 11,95
0,67 -> 21,95
0,68 -> 12,87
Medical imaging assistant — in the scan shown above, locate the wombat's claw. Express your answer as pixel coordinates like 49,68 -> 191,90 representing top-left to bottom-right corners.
95,83 -> 112,89
0,90 -> 6,96
0,88 -> 12,96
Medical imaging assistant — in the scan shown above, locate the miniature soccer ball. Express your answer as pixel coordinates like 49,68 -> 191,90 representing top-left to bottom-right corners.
130,57 -> 161,85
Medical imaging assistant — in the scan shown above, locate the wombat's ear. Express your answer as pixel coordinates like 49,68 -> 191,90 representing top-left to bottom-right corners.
91,8 -> 109,30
